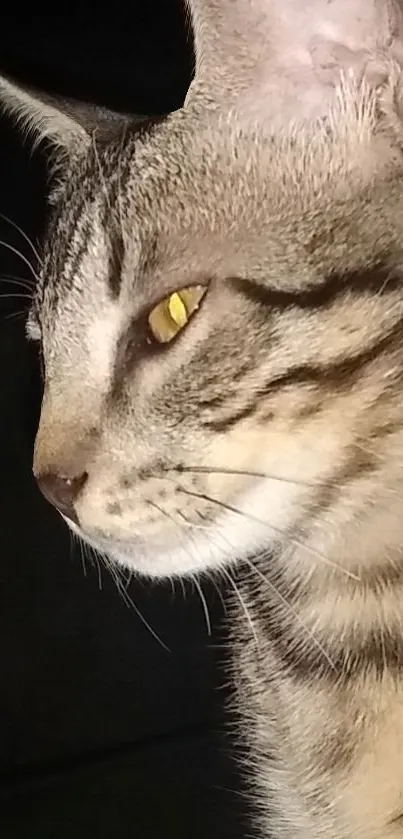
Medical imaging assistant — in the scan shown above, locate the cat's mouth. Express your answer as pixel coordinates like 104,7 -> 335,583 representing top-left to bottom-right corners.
45,457 -> 298,579
62,514 -> 142,548
53,476 -> 281,580
60,509 -> 174,562
56,500 -> 226,578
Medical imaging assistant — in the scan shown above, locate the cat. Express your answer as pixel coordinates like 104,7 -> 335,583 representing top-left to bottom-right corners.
2,0 -> 403,835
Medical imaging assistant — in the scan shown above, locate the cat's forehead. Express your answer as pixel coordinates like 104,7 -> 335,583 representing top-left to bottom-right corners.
41,105 -> 403,323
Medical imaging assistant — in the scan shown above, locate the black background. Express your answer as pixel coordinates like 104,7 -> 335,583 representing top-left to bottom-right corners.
0,5 -> 248,837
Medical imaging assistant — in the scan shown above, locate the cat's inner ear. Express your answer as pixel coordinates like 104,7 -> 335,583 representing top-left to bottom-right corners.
185,0 -> 403,122
0,72 -> 132,157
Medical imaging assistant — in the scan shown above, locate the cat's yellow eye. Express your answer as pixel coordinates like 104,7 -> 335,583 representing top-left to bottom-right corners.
148,285 -> 206,344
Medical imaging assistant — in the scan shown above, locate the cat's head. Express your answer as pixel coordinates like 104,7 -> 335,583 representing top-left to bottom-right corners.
2,0 -> 403,579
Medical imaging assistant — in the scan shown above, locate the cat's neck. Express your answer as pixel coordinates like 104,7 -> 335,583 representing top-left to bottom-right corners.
232,464 -> 403,687
258,457 -> 403,647
236,434 -> 403,637
302,460 -> 403,584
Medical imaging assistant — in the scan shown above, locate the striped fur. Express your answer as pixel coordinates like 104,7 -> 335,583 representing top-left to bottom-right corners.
3,1 -> 403,835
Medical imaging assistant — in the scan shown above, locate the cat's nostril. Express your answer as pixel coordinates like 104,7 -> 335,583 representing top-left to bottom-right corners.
36,471 -> 88,524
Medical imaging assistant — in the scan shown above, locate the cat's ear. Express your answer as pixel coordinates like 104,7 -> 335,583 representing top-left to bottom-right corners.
0,72 -> 131,157
185,0 -> 403,123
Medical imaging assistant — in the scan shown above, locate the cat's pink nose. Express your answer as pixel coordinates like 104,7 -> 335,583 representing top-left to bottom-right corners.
36,471 -> 88,524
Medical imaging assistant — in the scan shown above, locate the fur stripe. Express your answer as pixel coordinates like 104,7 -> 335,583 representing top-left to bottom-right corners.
259,318 -> 403,396
231,262 -> 401,311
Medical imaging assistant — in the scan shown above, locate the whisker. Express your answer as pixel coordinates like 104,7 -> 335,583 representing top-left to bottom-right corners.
179,575 -> 187,600
221,567 -> 259,649
0,239 -> 40,281
124,567 -> 133,592
86,544 -> 103,590
94,550 -> 103,591
192,574 -> 212,636
354,440 -> 384,461
147,498 -> 177,527
148,499 -> 224,613
68,529 -> 76,566
169,454 -> 396,499
102,551 -> 129,596
190,512 -> 253,621
209,574 -> 228,615
181,507 -> 235,610
0,292 -> 32,301
169,575 -> 176,600
78,538 -> 88,577
148,496 -> 207,556
3,310 -> 27,322
0,212 -> 42,265
176,485 -> 361,582
175,506 -> 214,532
175,465 -> 324,488
0,274 -> 35,290
244,555 -> 336,670
99,549 -> 170,652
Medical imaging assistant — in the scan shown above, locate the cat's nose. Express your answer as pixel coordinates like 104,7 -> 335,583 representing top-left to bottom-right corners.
36,471 -> 88,524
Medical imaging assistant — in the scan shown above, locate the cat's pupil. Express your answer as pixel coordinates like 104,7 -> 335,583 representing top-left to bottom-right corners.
168,292 -> 188,327
147,285 -> 206,344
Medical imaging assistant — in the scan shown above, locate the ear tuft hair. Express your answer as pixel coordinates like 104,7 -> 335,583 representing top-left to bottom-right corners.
0,74 -> 91,155
0,72 -> 138,163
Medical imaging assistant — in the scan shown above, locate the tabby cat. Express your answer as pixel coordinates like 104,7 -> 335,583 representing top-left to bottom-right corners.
2,0 -> 403,836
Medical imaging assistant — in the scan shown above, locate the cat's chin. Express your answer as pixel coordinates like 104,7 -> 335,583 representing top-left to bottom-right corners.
61,478 -> 292,579
62,514 -> 237,580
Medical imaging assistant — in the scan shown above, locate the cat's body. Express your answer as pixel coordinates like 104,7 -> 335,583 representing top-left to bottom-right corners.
235,586 -> 403,838
2,1 -> 403,836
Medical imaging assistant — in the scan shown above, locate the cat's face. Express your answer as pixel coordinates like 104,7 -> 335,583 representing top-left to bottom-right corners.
2,0 -> 403,579
24,105 -> 403,578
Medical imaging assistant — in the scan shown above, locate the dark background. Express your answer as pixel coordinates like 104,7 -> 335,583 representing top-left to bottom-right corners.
0,5 -> 248,837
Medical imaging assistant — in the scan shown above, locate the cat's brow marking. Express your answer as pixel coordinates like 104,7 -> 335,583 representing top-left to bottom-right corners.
230,262 -> 401,311
107,230 -> 125,299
